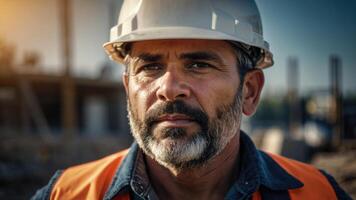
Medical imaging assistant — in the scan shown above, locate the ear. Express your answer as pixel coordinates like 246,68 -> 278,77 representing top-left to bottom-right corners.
122,72 -> 129,95
242,69 -> 264,116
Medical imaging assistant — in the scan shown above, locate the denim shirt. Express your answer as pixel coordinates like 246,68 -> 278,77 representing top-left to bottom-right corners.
32,131 -> 351,200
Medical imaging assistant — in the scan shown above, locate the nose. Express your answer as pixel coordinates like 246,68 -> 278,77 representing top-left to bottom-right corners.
156,71 -> 190,101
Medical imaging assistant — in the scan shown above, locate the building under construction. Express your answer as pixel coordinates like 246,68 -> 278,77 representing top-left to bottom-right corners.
0,65 -> 134,199
0,70 -> 129,137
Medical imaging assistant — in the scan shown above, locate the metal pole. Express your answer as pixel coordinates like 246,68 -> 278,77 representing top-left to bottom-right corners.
287,57 -> 300,138
330,55 -> 343,148
59,0 -> 77,137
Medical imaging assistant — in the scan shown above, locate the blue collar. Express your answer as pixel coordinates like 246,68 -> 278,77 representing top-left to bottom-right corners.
103,142 -> 139,200
225,132 -> 303,199
104,131 -> 303,200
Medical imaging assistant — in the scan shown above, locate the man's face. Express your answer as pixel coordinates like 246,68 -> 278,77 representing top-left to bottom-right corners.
123,39 -> 244,170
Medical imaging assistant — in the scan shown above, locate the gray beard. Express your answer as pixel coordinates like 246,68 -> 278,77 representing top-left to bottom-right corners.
127,88 -> 243,171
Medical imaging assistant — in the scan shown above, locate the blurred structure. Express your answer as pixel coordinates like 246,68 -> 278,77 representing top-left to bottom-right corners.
287,57 -> 301,138
0,39 -> 131,199
0,70 -> 129,136
60,0 -> 77,138
302,55 -> 356,150
251,55 -> 356,155
0,0 -> 130,138
0,1 -> 130,197
0,39 -> 16,74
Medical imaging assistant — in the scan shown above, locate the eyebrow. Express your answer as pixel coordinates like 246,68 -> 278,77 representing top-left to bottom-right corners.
136,53 -> 163,62
179,51 -> 223,64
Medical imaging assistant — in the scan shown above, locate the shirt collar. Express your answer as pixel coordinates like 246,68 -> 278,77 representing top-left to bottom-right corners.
103,142 -> 139,200
226,131 -> 303,199
104,131 -> 304,200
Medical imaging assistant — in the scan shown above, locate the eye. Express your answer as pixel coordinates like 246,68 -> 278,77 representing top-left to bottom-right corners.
142,63 -> 162,71
135,63 -> 163,75
186,62 -> 214,71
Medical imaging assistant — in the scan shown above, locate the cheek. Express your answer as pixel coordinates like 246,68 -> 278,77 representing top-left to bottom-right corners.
193,78 -> 239,117
128,78 -> 156,120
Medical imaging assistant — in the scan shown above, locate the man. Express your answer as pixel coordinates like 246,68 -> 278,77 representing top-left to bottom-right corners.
33,0 -> 351,199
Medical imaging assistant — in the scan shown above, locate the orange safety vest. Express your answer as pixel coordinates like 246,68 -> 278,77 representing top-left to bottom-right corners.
50,150 -> 130,200
50,150 -> 337,200
251,153 -> 337,200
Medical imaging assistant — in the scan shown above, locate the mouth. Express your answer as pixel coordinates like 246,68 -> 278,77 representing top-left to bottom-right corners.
155,114 -> 196,127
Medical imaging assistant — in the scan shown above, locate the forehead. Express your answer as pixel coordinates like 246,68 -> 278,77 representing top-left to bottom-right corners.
130,39 -> 236,59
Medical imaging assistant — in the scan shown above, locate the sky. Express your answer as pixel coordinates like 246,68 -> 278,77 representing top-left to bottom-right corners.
256,0 -> 356,95
0,0 -> 355,95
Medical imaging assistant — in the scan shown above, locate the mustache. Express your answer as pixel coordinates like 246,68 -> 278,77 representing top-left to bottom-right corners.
144,100 -> 209,128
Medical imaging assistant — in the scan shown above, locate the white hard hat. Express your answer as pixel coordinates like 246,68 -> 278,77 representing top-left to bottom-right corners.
103,0 -> 273,69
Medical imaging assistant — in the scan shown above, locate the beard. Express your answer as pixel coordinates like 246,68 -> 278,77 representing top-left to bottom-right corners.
127,87 -> 243,171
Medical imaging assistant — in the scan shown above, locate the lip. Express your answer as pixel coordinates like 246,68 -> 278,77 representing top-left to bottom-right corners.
155,114 -> 195,127
157,114 -> 193,122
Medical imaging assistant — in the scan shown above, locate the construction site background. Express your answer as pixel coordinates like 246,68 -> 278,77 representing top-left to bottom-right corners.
1,0 -> 356,199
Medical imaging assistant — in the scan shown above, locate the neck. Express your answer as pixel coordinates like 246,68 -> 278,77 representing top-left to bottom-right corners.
145,133 -> 241,200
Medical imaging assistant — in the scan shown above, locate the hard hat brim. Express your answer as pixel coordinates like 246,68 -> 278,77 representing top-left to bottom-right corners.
103,26 -> 273,69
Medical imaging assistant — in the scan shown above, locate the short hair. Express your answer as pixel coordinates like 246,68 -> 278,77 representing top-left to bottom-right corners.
228,41 -> 263,81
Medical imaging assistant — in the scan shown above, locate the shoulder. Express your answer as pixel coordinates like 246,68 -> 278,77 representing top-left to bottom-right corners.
31,170 -> 63,200
58,148 -> 130,181
265,152 -> 331,188
52,149 -> 130,199
257,150 -> 330,189
265,152 -> 322,178
31,149 -> 130,200
262,151 -> 351,199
